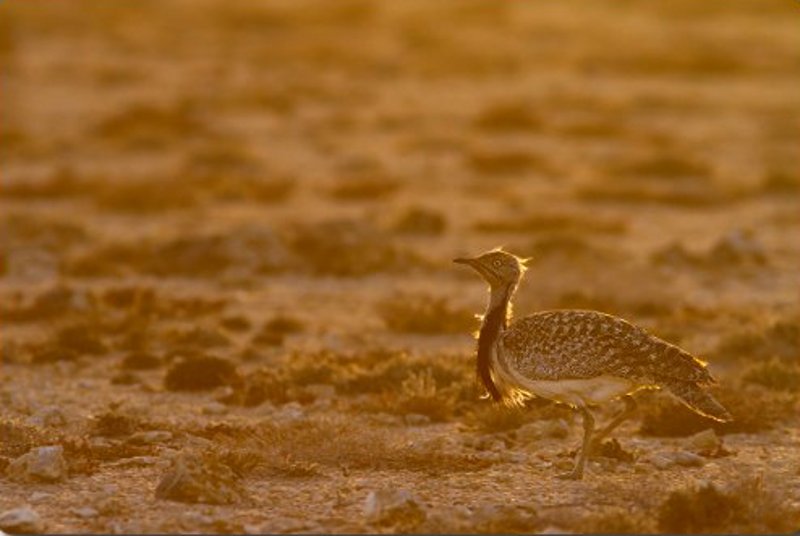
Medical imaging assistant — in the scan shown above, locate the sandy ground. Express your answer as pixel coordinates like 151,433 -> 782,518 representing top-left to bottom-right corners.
1,0 -> 799,533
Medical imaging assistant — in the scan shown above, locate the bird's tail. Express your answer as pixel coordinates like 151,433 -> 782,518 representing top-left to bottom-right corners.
665,381 -> 732,422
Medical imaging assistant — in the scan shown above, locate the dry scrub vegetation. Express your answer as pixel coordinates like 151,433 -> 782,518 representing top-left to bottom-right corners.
1,0 -> 799,533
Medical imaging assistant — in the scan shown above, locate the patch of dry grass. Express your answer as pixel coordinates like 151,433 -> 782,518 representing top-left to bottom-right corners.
91,410 -> 143,438
164,355 -> 240,392
760,169 -> 800,195
576,509 -> 653,534
329,176 -> 400,201
90,177 -> 200,213
472,101 -> 541,132
474,212 -> 626,235
611,154 -> 711,180
0,286 -> 79,324
467,148 -> 547,176
462,404 -> 533,434
120,351 -> 162,370
357,367 -> 460,422
0,212 -> 88,251
68,226 -> 292,278
519,233 -> 622,263
250,315 -> 305,347
0,14 -> 14,59
188,416 -> 492,476
742,359 -> 800,392
284,219 -> 423,276
556,117 -> 626,139
576,153 -> 751,206
225,348 -> 473,417
262,418 -> 492,474
2,167 -> 87,199
711,317 -> 799,364
391,206 -> 447,236
657,477 -> 798,534
0,419 -> 56,459
639,382 -> 797,437
4,164 -> 293,213
553,289 -> 673,320
377,293 -> 476,334
220,367 -> 291,407
577,179 -> 742,207
93,102 -> 208,149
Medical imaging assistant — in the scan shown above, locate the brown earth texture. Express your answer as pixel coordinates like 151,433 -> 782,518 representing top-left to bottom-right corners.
1,0 -> 799,533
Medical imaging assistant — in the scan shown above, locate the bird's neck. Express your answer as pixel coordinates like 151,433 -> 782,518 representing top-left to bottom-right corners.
476,283 -> 515,402
488,283 -> 515,329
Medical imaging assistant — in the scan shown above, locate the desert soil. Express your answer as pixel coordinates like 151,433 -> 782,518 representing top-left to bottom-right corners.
1,0 -> 799,533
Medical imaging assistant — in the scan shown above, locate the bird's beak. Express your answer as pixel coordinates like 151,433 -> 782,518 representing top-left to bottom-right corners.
453,257 -> 477,266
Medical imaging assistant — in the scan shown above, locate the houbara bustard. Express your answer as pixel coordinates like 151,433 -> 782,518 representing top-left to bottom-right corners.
455,248 -> 731,480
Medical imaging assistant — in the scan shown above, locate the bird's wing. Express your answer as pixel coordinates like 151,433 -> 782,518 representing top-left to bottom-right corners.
501,310 -> 714,384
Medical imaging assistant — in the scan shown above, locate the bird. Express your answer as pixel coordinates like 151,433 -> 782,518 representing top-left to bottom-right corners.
454,247 -> 731,480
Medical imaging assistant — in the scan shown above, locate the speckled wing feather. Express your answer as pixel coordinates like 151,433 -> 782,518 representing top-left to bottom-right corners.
500,310 -> 714,385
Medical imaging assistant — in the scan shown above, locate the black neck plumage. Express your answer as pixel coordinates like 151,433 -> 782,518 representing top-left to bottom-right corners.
476,284 -> 512,402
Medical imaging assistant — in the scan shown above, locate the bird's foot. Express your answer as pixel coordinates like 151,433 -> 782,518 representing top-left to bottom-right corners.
556,468 -> 584,480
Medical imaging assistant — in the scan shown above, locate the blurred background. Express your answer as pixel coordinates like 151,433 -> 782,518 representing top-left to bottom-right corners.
1,0 -> 799,533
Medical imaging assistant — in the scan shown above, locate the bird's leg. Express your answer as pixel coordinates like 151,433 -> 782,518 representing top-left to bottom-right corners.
592,395 -> 637,449
558,406 -> 595,480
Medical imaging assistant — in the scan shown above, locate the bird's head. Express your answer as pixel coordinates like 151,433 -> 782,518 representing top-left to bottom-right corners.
453,248 -> 528,289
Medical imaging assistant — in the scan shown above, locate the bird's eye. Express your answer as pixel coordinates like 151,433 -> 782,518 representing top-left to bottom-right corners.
493,259 -> 502,267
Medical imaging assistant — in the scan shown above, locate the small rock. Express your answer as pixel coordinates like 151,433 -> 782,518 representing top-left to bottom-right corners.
26,406 -> 67,428
201,402 -> 228,416
671,450 -> 705,467
540,526 -> 572,534
370,413 -> 402,426
127,430 -> 172,445
685,428 -> 721,455
645,453 -> 674,470
364,488 -> 426,528
89,436 -> 114,449
108,456 -> 160,468
404,413 -> 431,426
517,419 -> 569,442
155,451 -> 247,505
6,445 -> 67,482
475,451 -> 504,463
212,385 -> 235,402
646,450 -> 706,469
182,512 -> 213,526
261,517 -> 311,533
422,505 -> 472,532
274,402 -> 304,423
305,383 -> 336,401
72,507 -> 98,519
0,507 -> 43,534
505,451 -> 528,464
29,492 -> 52,503
471,504 -> 539,533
